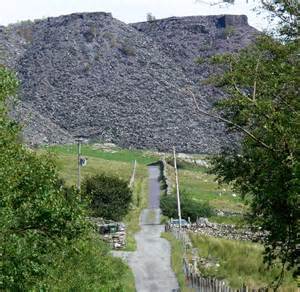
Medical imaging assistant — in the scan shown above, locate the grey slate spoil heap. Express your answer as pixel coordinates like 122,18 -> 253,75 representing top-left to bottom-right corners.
0,13 -> 258,153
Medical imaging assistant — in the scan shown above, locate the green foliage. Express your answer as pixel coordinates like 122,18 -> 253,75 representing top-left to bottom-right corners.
261,0 -> 299,39
160,191 -> 215,221
195,56 -> 206,64
0,67 -> 133,290
208,34 -> 299,276
41,233 -> 134,291
0,67 -> 89,289
82,174 -> 133,220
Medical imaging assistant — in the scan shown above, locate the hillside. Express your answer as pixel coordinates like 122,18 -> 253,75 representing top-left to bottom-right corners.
0,12 -> 258,153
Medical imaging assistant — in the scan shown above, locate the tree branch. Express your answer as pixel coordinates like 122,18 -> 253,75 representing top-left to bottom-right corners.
184,87 -> 276,152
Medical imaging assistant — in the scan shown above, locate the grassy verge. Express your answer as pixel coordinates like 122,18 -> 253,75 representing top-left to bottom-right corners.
123,177 -> 148,251
161,232 -> 194,292
190,234 -> 297,290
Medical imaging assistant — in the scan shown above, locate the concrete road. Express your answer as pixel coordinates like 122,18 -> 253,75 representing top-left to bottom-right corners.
114,165 -> 179,292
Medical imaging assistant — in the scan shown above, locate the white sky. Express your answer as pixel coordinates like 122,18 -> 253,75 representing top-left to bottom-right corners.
0,0 -> 273,31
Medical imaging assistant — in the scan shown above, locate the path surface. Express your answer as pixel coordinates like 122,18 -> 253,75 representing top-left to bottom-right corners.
114,166 -> 179,292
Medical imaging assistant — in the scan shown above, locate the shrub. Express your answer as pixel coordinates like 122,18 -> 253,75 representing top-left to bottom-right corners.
82,174 -> 132,221
196,56 -> 206,64
160,191 -> 215,221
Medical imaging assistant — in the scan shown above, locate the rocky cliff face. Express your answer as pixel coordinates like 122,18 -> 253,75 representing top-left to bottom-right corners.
0,13 -> 258,153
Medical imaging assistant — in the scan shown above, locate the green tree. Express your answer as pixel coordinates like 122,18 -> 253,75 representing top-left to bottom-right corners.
206,32 -> 299,282
82,174 -> 133,221
0,67 -> 90,289
0,67 -> 133,290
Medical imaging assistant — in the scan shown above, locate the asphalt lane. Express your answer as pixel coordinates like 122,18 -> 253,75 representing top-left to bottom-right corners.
114,165 -> 179,292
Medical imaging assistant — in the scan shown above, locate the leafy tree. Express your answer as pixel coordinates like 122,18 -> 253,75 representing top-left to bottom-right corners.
0,67 -> 133,290
206,30 -> 299,282
0,67 -> 90,289
261,0 -> 299,39
82,174 -> 132,221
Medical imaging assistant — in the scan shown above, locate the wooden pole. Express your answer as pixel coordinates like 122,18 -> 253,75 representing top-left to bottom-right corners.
129,160 -> 137,188
76,138 -> 82,191
173,146 -> 182,230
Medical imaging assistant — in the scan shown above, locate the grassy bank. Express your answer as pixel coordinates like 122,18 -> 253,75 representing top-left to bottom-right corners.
190,234 -> 297,290
161,232 -> 194,292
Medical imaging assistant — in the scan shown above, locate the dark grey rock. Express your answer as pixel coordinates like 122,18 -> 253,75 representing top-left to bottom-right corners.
0,13 -> 258,153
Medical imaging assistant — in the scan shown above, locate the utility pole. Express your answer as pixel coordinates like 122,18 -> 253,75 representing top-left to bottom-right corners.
173,146 -> 182,230
75,137 -> 83,191
129,160 -> 137,188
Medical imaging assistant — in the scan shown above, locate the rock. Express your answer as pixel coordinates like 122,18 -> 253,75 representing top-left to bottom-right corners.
1,13 -> 258,153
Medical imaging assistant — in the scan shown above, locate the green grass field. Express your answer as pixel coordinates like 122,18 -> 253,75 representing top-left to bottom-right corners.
164,156 -> 246,225
179,168 -> 245,212
47,144 -> 158,165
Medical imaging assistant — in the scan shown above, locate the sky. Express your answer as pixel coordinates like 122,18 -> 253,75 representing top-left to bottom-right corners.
0,0 -> 273,31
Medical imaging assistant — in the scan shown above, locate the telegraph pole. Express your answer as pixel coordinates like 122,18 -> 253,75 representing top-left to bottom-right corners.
173,146 -> 182,230
75,137 -> 83,191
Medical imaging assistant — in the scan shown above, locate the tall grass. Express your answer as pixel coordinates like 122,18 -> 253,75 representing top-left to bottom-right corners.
161,232 -> 194,292
190,234 -> 297,290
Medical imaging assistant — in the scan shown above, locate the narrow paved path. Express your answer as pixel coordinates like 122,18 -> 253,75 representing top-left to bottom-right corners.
114,165 -> 179,292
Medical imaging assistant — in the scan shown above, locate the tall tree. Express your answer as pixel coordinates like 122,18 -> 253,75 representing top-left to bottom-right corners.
204,0 -> 299,283
0,66 -> 88,289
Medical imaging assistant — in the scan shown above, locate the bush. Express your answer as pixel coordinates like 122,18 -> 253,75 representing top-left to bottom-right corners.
82,174 -> 132,221
160,191 -> 215,221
